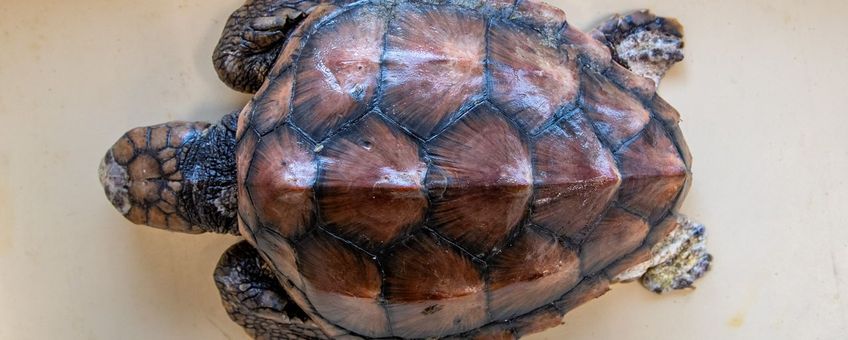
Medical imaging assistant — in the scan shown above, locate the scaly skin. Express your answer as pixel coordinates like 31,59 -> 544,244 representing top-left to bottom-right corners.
215,242 -> 330,340
213,0 -> 319,93
99,112 -> 240,234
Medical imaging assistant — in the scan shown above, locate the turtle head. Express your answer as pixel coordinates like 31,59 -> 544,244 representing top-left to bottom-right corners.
99,113 -> 239,234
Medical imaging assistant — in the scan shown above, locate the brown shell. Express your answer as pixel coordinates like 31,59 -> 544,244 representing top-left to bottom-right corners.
235,0 -> 691,338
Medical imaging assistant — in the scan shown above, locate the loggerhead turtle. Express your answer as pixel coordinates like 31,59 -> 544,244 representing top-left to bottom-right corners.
98,0 -> 712,338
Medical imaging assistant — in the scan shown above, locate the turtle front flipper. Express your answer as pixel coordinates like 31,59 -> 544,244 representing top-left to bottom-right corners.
592,10 -> 684,86
215,241 -> 329,340
213,0 -> 319,93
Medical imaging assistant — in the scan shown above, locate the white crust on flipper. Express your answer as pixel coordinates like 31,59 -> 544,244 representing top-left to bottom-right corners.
593,10 -> 685,86
613,215 -> 712,293
613,29 -> 683,86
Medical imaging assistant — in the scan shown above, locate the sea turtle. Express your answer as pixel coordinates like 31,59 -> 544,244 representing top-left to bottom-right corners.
98,0 -> 712,338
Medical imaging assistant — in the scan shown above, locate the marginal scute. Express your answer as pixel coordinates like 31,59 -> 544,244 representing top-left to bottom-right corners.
581,70 -> 651,148
646,215 -> 682,246
384,231 -> 487,338
235,99 -> 253,141
511,305 -> 564,338
291,6 -> 386,140
552,276 -> 610,313
510,0 -> 567,36
606,246 -> 652,281
317,114 -> 428,251
382,3 -> 487,139
254,229 -> 305,292
579,208 -> 649,274
253,70 -> 294,135
487,226 -> 581,321
616,121 -> 687,222
489,20 -> 578,134
650,94 -> 681,126
605,62 -> 656,99
669,123 -> 693,168
295,230 -> 390,338
236,131 -> 259,232
246,125 -> 317,238
672,175 -> 692,214
461,328 -> 515,340
560,26 -> 612,70
669,125 -> 693,213
531,114 -> 620,239
426,104 -> 533,257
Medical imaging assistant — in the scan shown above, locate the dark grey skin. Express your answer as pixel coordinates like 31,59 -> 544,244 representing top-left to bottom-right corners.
98,0 -> 690,338
213,0 -> 317,93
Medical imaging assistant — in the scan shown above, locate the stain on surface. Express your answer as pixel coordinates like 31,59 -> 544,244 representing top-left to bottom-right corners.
727,311 -> 745,328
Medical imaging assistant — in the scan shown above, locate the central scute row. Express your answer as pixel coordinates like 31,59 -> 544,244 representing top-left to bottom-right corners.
234,0 -> 688,338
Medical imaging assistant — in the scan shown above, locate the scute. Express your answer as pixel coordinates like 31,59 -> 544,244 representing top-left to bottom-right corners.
291,6 -> 385,141
296,229 -> 390,337
579,208 -> 650,274
246,125 -> 317,238
425,103 -> 533,257
580,69 -> 651,148
530,113 -> 620,239
383,231 -> 488,338
510,0 -> 568,36
616,121 -> 687,222
488,19 -> 579,134
316,113 -> 428,251
487,226 -> 580,321
381,3 -> 487,139
232,0 -> 693,338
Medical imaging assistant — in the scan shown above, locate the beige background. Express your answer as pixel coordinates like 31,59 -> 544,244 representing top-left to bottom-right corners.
1,0 -> 846,339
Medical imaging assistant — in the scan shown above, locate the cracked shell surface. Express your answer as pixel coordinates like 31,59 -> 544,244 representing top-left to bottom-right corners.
234,0 -> 692,338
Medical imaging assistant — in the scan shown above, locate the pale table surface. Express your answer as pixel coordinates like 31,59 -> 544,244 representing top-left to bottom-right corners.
1,0 -> 846,339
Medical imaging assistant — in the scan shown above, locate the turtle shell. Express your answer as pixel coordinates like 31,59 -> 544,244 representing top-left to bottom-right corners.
235,0 -> 691,338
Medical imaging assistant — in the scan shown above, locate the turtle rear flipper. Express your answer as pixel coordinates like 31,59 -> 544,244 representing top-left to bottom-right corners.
610,215 -> 713,294
593,10 -> 685,86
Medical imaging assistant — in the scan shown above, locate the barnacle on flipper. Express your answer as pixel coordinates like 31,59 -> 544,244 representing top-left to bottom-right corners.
613,215 -> 713,294
633,216 -> 712,293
